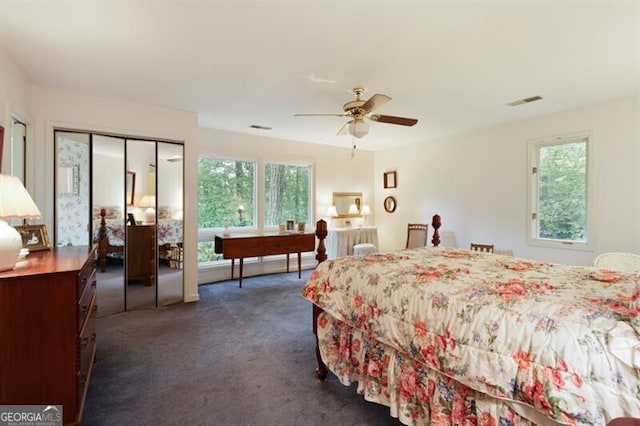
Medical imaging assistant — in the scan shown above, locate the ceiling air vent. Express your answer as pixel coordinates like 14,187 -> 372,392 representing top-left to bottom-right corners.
507,95 -> 543,107
249,124 -> 272,130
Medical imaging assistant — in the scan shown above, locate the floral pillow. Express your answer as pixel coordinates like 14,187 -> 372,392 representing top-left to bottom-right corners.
92,206 -> 123,220
158,206 -> 172,219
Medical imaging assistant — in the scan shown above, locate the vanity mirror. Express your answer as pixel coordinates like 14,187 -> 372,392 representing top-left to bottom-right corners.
332,192 -> 362,218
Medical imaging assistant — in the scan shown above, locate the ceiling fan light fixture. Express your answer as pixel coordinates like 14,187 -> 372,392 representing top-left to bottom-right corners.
348,120 -> 369,138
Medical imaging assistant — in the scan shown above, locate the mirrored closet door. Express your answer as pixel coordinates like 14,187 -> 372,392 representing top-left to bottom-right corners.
54,130 -> 184,315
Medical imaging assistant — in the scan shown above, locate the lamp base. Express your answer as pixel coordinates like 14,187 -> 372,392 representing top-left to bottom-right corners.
0,220 -> 23,272
143,207 -> 156,225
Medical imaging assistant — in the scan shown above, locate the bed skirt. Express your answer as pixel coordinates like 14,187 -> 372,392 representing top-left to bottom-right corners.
317,312 -> 564,426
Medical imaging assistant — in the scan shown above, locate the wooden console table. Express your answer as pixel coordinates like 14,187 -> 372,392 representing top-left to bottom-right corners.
214,232 -> 315,287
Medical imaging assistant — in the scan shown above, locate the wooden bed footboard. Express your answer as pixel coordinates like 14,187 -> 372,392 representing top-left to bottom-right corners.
311,214 -> 441,380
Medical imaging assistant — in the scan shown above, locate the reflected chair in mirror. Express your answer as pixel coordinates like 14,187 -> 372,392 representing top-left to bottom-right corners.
470,243 -> 494,253
406,224 -> 429,249
594,252 -> 640,273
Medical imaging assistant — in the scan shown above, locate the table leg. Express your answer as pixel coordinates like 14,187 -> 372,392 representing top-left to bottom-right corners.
297,252 -> 302,278
239,258 -> 244,288
286,253 -> 290,273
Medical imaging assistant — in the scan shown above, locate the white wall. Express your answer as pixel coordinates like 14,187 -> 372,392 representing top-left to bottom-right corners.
374,96 -> 640,265
0,49 -> 33,184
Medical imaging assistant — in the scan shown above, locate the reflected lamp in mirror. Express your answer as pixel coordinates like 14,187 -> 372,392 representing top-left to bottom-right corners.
327,205 -> 338,227
0,174 -> 42,271
138,194 -> 156,224
348,204 -> 359,215
332,192 -> 363,218
361,205 -> 371,226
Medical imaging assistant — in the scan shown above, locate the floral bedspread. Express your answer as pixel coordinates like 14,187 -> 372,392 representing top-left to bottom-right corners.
301,247 -> 640,425
93,218 -> 183,246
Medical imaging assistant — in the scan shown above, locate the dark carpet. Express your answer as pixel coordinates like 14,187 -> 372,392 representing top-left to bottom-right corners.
83,270 -> 402,426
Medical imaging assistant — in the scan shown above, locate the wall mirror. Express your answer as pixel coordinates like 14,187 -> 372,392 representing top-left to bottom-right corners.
384,196 -> 397,213
332,192 -> 362,218
57,164 -> 79,195
126,171 -> 136,205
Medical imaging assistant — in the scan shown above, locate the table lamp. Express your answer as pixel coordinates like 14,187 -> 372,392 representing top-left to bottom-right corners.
0,175 -> 42,271
361,205 -> 371,226
139,194 -> 156,224
327,205 -> 338,227
348,204 -> 359,214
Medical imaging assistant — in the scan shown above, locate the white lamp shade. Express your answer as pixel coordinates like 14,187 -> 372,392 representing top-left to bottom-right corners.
348,120 -> 369,139
0,175 -> 41,220
327,205 -> 338,217
361,205 -> 372,216
0,174 -> 41,271
138,194 -> 156,208
348,204 -> 359,214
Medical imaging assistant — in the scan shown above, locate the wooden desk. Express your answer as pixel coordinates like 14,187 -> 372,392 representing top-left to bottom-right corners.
214,232 -> 315,287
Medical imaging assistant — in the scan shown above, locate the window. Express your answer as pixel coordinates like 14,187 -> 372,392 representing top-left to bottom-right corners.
198,156 -> 256,262
197,156 -> 314,264
528,132 -> 591,249
264,162 -> 312,228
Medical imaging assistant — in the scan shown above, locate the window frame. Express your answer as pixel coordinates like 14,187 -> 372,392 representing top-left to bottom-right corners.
262,159 -> 314,232
527,131 -> 594,251
197,154 -> 315,266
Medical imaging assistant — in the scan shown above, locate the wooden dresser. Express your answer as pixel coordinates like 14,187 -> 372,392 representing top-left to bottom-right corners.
127,224 -> 156,285
0,246 -> 97,426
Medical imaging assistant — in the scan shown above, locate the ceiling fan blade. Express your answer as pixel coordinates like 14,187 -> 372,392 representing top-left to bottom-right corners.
336,120 -> 352,136
369,114 -> 418,127
361,94 -> 391,112
294,113 -> 348,117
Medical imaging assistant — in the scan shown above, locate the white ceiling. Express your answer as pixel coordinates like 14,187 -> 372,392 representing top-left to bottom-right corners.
1,0 -> 638,151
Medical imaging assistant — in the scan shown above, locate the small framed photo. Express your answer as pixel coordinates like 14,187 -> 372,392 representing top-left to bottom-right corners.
383,171 -> 397,189
15,224 -> 51,252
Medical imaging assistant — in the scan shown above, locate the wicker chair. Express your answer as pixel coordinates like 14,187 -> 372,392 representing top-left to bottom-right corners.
593,252 -> 640,273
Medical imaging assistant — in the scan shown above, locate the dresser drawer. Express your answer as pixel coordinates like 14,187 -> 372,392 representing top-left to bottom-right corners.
77,255 -> 96,297
77,274 -> 96,331
78,294 -> 97,377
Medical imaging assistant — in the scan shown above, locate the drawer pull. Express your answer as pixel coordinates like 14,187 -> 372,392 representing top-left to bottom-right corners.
81,337 -> 89,349
81,306 -> 88,316
79,373 -> 87,386
91,280 -> 97,288
91,333 -> 97,343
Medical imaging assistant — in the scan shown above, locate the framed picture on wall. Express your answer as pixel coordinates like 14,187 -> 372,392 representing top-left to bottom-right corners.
383,171 -> 397,188
15,224 -> 51,252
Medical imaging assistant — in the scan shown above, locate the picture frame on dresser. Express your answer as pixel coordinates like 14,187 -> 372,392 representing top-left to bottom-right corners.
15,224 -> 51,251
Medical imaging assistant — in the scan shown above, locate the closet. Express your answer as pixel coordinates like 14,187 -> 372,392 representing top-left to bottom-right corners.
54,130 -> 184,314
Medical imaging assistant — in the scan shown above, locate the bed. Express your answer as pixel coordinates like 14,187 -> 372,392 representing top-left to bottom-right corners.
302,215 -> 640,425
95,206 -> 182,272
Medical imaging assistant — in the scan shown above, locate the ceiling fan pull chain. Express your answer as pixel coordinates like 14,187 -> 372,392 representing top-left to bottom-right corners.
351,140 -> 356,158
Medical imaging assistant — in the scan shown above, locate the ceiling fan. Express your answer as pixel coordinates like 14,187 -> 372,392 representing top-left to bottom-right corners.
294,87 -> 418,139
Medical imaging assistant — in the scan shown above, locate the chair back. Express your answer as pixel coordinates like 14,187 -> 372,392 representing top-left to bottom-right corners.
406,224 -> 428,249
594,252 -> 640,273
470,243 -> 494,253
